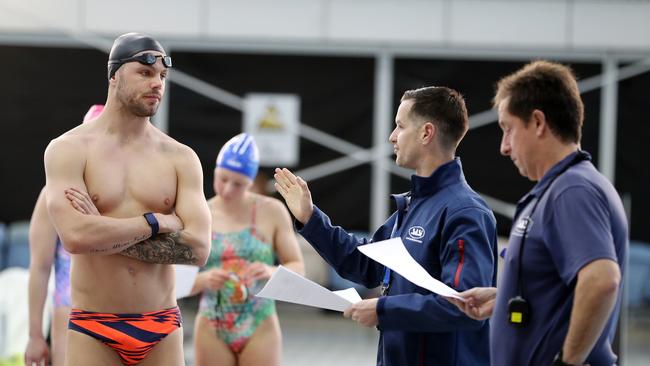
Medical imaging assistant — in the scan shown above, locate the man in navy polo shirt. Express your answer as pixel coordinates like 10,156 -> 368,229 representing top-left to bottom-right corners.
449,60 -> 627,366
274,86 -> 498,366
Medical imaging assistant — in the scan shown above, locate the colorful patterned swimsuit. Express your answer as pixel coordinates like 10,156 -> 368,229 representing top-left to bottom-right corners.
199,200 -> 276,353
68,307 -> 182,365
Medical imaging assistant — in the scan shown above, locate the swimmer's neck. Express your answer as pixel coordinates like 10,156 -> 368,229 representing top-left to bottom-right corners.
214,193 -> 251,211
98,103 -> 154,140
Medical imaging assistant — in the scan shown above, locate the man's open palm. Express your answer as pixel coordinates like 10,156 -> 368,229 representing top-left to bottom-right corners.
274,168 -> 313,224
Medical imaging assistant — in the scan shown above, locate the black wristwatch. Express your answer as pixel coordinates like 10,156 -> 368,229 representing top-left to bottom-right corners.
552,350 -> 577,366
143,212 -> 159,238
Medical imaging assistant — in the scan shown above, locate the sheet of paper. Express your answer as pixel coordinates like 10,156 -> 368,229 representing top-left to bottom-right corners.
333,288 -> 363,304
357,238 -> 463,300
256,265 -> 361,312
174,264 -> 199,299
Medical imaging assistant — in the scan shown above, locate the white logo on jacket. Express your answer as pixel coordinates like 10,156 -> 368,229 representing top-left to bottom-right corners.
513,216 -> 533,237
406,226 -> 425,243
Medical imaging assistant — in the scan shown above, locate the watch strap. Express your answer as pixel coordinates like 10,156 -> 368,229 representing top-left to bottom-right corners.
143,212 -> 159,238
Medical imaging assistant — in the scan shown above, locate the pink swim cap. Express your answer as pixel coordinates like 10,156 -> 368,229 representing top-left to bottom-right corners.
83,104 -> 104,122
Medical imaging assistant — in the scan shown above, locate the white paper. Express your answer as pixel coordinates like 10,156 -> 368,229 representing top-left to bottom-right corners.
357,238 -> 463,300
174,264 -> 199,299
255,266 -> 361,312
333,288 -> 363,304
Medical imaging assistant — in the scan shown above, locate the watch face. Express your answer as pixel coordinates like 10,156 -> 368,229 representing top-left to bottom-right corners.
552,352 -> 571,366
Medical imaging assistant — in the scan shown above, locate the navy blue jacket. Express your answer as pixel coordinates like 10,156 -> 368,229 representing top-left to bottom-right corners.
298,158 -> 497,366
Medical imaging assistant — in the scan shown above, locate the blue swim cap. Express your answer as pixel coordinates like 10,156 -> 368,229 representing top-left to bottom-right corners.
216,133 -> 259,180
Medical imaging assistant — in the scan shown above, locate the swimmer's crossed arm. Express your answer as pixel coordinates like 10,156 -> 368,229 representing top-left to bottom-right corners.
45,137 -> 210,266
45,137 -> 162,255
119,147 -> 210,266
65,185 -> 204,265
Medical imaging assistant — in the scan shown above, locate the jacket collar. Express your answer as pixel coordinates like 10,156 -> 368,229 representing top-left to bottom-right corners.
406,157 -> 466,199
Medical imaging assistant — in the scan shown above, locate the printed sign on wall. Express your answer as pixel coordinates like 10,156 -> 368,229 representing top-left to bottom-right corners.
243,93 -> 300,166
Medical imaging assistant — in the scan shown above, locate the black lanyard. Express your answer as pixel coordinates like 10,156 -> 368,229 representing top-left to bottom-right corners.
515,150 -> 589,297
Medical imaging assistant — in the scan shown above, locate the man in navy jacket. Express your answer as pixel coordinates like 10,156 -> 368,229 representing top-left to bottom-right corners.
274,86 -> 497,366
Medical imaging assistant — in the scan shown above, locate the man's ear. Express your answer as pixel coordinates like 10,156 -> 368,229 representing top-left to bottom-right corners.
422,122 -> 436,145
531,109 -> 547,137
108,72 -> 118,86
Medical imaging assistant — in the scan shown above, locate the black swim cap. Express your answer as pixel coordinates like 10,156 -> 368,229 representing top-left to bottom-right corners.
107,32 -> 166,80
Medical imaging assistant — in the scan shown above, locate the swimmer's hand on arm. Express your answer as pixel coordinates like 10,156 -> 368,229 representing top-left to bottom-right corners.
45,137 -> 181,255
65,187 -> 194,263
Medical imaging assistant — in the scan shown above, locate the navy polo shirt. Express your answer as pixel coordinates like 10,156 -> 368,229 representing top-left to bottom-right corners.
491,151 -> 628,366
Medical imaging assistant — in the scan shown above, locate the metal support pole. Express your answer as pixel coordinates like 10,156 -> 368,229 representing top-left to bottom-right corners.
599,56 -> 619,182
370,52 -> 394,231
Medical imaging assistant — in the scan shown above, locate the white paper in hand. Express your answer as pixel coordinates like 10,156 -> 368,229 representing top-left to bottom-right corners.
333,287 -> 363,304
357,238 -> 463,300
255,265 -> 361,312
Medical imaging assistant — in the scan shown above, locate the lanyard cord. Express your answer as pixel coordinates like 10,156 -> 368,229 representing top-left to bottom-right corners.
381,194 -> 410,295
515,192 -> 546,297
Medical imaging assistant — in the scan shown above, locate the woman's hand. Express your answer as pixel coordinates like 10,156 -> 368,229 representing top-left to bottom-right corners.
243,262 -> 275,283
201,268 -> 231,291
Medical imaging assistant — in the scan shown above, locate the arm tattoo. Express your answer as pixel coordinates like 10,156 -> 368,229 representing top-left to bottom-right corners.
90,234 -> 149,254
119,232 -> 198,264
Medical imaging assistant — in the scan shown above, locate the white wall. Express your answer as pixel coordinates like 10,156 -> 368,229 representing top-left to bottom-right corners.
0,0 -> 649,52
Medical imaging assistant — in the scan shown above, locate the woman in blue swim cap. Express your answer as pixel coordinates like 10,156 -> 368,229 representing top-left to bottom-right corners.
189,133 -> 305,365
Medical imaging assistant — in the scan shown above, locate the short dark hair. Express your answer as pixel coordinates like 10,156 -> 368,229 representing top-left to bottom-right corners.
493,60 -> 584,143
401,86 -> 469,151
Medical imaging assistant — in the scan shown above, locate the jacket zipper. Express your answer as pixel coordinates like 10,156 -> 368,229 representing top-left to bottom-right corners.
454,239 -> 465,288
